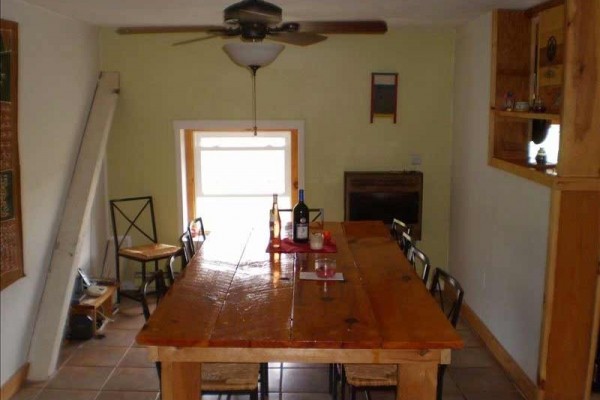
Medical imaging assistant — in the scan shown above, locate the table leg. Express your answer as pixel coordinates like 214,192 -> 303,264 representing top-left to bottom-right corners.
160,361 -> 201,400
396,363 -> 438,400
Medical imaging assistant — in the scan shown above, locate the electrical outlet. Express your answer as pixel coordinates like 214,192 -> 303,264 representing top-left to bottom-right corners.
411,154 -> 422,166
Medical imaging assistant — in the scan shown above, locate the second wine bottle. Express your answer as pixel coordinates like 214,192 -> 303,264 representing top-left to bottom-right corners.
293,189 -> 309,243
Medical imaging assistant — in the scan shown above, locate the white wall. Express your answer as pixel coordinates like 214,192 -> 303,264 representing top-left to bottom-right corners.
450,13 -> 550,381
0,0 -> 101,385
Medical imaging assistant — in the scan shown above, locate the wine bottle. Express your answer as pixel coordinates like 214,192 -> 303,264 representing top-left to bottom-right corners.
269,194 -> 281,248
293,189 -> 309,243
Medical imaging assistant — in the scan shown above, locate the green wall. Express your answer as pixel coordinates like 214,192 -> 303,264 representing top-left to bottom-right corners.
100,27 -> 455,267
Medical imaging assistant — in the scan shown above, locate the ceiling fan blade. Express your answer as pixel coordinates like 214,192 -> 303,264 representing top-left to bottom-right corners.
287,20 -> 387,34
117,25 -> 227,35
172,34 -> 228,46
268,32 -> 327,46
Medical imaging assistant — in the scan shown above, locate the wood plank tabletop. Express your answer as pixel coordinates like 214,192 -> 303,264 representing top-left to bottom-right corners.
137,221 -> 463,351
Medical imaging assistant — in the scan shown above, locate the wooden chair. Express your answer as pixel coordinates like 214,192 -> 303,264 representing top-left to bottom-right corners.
408,245 -> 431,285
340,268 -> 464,400
109,196 -> 181,302
141,271 -> 261,400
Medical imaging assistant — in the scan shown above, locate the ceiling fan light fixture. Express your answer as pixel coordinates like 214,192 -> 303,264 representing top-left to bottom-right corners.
223,42 -> 284,68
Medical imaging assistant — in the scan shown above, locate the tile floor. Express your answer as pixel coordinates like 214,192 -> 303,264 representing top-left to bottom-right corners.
13,298 -> 527,400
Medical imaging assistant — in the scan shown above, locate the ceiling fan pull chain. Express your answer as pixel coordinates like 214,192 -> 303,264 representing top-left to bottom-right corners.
251,65 -> 259,136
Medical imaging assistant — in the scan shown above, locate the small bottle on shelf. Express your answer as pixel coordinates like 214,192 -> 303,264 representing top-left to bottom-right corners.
293,189 -> 309,243
269,194 -> 281,249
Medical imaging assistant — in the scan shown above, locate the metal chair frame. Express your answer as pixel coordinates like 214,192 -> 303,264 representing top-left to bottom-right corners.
408,245 -> 431,285
339,268 -> 464,400
109,196 -> 180,302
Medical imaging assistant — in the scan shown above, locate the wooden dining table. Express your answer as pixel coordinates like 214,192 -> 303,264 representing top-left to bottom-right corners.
136,220 -> 463,400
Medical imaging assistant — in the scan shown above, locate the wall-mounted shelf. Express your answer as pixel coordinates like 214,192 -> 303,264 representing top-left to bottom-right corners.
493,109 -> 560,124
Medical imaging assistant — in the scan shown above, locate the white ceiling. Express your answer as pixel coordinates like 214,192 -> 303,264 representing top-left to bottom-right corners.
22,0 -> 545,28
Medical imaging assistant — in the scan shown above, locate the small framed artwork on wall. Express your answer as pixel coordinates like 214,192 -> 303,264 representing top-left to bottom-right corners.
370,72 -> 398,123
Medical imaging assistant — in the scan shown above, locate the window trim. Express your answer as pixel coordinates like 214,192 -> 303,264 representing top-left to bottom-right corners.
173,120 -> 304,234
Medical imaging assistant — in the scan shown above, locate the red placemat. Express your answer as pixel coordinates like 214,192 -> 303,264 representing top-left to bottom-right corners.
267,238 -> 337,253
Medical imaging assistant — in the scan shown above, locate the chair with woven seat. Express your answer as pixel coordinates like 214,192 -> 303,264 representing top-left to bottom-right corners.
141,271 -> 261,400
110,196 -> 181,302
408,245 -> 431,285
340,268 -> 464,400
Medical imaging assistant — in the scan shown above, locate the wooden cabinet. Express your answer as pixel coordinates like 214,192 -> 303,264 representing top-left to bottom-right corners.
489,2 -> 600,400
489,4 -> 565,182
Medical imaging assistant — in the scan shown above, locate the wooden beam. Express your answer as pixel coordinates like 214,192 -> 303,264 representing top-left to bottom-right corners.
539,189 -> 600,399
27,72 -> 119,380
557,0 -> 600,177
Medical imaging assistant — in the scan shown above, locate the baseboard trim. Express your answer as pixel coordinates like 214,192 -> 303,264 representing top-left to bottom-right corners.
0,363 -> 29,400
461,303 -> 539,400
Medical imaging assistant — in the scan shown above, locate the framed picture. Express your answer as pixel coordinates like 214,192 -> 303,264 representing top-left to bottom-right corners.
1,19 -> 24,290
370,72 -> 398,123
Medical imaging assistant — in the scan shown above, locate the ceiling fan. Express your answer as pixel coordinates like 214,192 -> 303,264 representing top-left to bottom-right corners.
116,0 -> 387,46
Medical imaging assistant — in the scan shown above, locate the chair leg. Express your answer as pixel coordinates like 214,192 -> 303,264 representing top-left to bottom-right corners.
340,367 -> 346,400
251,388 -> 259,400
351,386 -> 356,400
260,362 -> 268,400
437,365 -> 446,400
115,254 -> 121,303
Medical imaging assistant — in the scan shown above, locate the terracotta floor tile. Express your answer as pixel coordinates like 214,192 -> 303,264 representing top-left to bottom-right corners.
109,310 -> 146,330
102,367 -> 159,392
282,394 -> 333,400
449,367 -> 519,393
442,373 -> 463,395
66,346 -> 128,367
118,347 -> 155,368
46,366 -> 113,390
9,387 -> 41,400
462,392 -> 525,400
83,329 -> 137,348
459,327 -> 484,348
283,363 -> 328,369
35,389 -> 98,400
451,347 -> 497,368
96,391 -> 159,400
281,368 -> 329,393
268,368 -> 282,392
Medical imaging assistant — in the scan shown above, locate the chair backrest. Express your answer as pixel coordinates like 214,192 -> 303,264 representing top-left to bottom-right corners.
165,255 -> 176,285
391,218 -> 411,241
279,208 -> 325,224
188,217 -> 206,254
408,246 -> 431,284
109,196 -> 158,251
179,229 -> 194,266
399,231 -> 413,258
141,270 -> 168,321
429,268 -> 464,327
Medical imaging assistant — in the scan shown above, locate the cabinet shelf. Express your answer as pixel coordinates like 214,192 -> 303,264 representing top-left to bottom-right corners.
493,109 -> 560,123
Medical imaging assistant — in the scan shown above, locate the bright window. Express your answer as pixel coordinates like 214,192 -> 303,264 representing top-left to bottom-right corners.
194,131 -> 292,231
529,124 -> 560,165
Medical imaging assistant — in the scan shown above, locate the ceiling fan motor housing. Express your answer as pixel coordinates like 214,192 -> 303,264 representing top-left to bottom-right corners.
224,0 -> 283,25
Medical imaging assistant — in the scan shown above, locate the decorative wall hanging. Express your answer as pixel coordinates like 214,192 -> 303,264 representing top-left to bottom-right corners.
370,72 -> 398,123
1,19 -> 24,290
